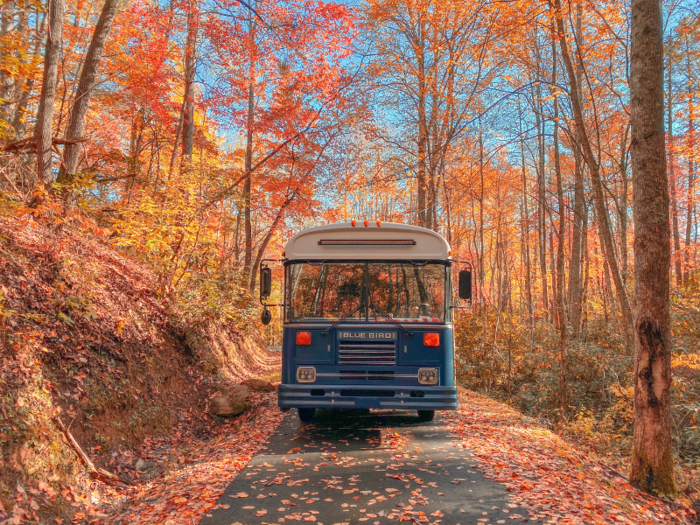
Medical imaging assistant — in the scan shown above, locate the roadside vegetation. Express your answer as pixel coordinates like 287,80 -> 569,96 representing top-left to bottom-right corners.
0,214 -> 279,523
454,299 -> 700,505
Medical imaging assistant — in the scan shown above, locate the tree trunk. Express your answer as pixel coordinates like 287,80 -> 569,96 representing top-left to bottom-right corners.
35,0 -> 64,187
168,99 -> 185,174
240,3 -> 259,287
0,1 -> 17,120
620,123 -> 631,283
410,12 -> 429,230
549,229 -> 556,314
580,206 -> 590,330
478,125 -> 485,304
684,35 -> 695,284
601,257 -> 610,322
518,99 -> 533,316
667,42 -> 682,287
182,0 -> 198,161
534,41 -> 549,317
569,151 -> 586,333
242,78 -> 255,285
0,3 -> 14,37
0,2 -> 15,41
568,2 -> 585,335
552,34 -> 567,417
57,0 -> 120,183
426,82 -> 440,232
12,7 -> 45,139
442,174 -> 453,247
417,67 -> 428,228
128,110 -> 143,177
628,0 -> 675,496
0,1 -> 19,124
234,206 -> 241,264
553,0 -> 633,334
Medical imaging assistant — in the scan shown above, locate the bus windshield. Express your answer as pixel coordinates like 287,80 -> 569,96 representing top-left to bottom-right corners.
288,262 -> 447,322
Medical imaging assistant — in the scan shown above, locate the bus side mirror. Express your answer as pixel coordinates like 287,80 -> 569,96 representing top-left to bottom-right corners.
261,307 -> 272,325
260,266 -> 272,301
458,270 -> 472,300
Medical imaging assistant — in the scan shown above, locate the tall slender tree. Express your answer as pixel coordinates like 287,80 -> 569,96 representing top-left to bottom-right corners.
553,0 -> 633,338
568,1 -> 585,334
57,0 -> 120,184
35,0 -> 64,186
181,0 -> 199,161
551,30 -> 567,416
683,34 -> 695,283
629,0 -> 675,496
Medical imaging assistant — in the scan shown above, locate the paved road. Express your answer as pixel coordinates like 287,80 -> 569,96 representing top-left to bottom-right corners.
200,409 -> 531,525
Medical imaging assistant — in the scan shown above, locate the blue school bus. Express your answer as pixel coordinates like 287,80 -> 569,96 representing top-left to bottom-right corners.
259,221 -> 472,422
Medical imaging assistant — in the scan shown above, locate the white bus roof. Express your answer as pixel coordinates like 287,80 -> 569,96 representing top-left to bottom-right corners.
284,222 -> 451,261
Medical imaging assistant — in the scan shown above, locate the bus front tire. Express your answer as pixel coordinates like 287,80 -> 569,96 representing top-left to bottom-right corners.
298,408 -> 316,422
417,410 -> 435,422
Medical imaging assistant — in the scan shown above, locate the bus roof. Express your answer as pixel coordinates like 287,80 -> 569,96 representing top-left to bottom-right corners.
284,222 -> 451,261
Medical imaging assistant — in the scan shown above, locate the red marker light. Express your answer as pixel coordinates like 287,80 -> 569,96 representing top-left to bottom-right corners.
351,220 -> 356,227
296,332 -> 312,345
376,220 -> 382,227
364,220 -> 369,227
423,333 -> 440,347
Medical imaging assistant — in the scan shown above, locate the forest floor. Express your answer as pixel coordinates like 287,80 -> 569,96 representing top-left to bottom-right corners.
97,388 -> 285,525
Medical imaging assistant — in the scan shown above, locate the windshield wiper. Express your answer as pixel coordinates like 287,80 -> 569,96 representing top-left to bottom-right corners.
369,303 -> 413,337
321,303 -> 363,336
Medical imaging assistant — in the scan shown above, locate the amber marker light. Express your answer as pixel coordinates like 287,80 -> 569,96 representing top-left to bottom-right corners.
296,331 -> 312,345
423,333 -> 440,347
364,220 -> 369,227
376,220 -> 382,227
351,220 -> 356,227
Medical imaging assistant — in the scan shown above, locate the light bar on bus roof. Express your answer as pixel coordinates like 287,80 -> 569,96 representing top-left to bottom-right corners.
318,239 -> 417,246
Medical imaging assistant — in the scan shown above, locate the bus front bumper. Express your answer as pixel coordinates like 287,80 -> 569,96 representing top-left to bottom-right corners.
278,384 -> 458,411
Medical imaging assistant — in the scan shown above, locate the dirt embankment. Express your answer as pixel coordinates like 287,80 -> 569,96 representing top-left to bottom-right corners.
0,218 -> 280,524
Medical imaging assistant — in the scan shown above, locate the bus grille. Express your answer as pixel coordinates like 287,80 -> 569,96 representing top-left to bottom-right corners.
339,370 -> 395,381
339,341 -> 396,366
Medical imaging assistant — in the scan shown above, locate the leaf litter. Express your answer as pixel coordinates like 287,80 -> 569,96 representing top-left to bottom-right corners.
98,392 -> 285,525
444,390 -> 697,525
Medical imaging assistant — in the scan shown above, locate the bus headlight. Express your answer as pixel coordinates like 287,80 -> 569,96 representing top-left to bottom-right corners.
418,368 -> 438,385
297,367 -> 317,383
